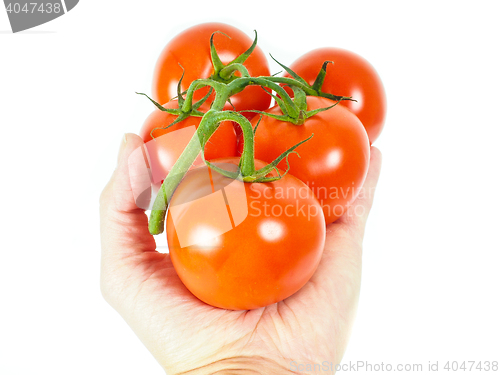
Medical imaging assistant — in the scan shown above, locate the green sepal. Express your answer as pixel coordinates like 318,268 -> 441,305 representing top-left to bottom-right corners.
249,77 -> 299,118
251,151 -> 297,182
272,94 -> 290,117
210,31 -> 227,75
231,30 -> 258,65
318,92 -> 354,102
291,86 -> 308,112
205,160 -> 241,180
259,86 -> 288,116
264,72 -> 354,103
253,114 -> 263,136
241,109 -> 296,123
269,54 -> 309,86
226,97 -> 236,110
252,134 -> 313,179
311,60 -> 332,92
192,87 -> 213,111
136,92 -> 181,115
304,100 -> 341,119
149,112 -> 190,138
210,30 -> 257,81
176,64 -> 186,106
250,174 -> 281,183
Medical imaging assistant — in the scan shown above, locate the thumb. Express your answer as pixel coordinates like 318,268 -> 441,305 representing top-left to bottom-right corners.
101,133 -> 152,213
100,133 -> 156,260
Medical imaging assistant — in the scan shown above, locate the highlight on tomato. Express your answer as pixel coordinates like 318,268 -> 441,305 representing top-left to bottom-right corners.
284,47 -> 386,144
166,158 -> 326,310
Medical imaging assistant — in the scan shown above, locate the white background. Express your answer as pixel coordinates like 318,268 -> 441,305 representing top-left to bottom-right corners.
1,1 -> 499,374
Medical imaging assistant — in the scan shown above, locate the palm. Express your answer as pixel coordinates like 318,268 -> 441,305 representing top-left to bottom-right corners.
108,209 -> 361,373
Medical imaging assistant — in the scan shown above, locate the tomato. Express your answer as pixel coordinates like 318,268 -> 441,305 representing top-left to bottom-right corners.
139,100 -> 237,191
284,48 -> 386,144
152,23 -> 271,119
166,158 -> 326,310
251,96 -> 370,224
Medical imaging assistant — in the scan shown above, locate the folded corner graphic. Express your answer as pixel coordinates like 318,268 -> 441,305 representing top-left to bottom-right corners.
4,0 -> 79,33
64,0 -> 77,11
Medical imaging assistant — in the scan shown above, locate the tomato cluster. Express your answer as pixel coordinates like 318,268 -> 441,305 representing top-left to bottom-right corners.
137,23 -> 386,310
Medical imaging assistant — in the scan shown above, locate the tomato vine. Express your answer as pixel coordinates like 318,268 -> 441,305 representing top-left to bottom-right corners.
139,29 -> 355,235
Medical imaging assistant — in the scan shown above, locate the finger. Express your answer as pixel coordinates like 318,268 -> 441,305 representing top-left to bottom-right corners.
300,147 -> 382,359
328,146 -> 383,244
100,133 -> 156,260
306,146 -> 382,300
318,146 -> 382,282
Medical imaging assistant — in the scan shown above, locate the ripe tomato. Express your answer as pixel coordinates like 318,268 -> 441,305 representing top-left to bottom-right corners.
139,100 -> 237,191
251,97 -> 370,224
166,158 -> 326,310
284,48 -> 386,144
152,23 -> 271,119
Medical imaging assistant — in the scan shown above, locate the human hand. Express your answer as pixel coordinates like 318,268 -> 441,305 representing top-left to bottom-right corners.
100,133 -> 382,374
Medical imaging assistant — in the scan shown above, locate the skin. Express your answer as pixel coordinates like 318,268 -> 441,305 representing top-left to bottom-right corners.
100,133 -> 382,374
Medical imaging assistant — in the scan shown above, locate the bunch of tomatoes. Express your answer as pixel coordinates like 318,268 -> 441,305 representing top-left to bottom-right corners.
136,23 -> 386,310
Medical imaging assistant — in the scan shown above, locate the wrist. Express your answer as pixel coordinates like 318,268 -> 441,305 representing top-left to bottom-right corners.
174,356 -> 297,375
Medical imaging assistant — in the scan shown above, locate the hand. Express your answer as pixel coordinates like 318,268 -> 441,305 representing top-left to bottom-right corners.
100,133 -> 382,374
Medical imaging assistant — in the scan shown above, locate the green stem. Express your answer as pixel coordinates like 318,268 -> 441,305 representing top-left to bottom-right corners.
264,76 -> 319,95
181,79 -> 227,113
148,82 -> 232,235
148,129 -> 203,235
213,111 -> 255,176
228,77 -> 300,118
212,86 -> 231,110
219,63 -> 250,80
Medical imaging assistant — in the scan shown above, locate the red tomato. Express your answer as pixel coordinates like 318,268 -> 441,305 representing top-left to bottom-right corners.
139,100 -> 237,191
166,158 -> 326,310
284,48 -> 386,144
251,97 -> 370,224
152,23 -> 271,119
